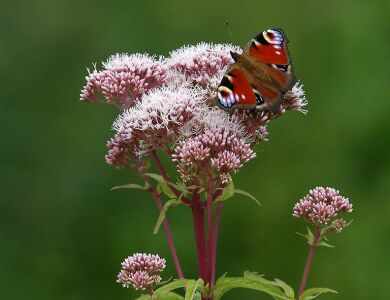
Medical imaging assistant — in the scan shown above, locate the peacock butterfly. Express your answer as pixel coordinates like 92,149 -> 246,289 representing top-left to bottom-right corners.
216,28 -> 296,112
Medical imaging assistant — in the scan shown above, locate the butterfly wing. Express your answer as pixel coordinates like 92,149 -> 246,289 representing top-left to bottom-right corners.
248,28 -> 291,65
217,67 -> 264,109
246,28 -> 296,109
216,28 -> 296,112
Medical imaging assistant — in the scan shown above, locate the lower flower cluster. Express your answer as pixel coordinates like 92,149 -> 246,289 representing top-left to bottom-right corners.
117,253 -> 166,291
293,187 -> 353,227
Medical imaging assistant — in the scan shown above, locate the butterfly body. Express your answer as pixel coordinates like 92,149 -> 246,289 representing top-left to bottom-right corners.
217,28 -> 296,112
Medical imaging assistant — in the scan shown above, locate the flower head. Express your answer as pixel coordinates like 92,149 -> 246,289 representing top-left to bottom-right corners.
80,54 -> 167,108
165,43 -> 241,93
172,126 -> 256,184
117,253 -> 166,290
111,85 -> 204,158
330,218 -> 349,233
280,82 -> 308,114
105,131 -> 132,168
293,187 -> 352,226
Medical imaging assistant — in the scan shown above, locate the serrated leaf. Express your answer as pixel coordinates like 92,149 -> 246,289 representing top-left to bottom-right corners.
160,181 -> 177,198
296,227 -> 315,246
192,292 -> 201,300
175,182 -> 190,195
145,173 -> 180,198
299,287 -> 337,300
157,183 -> 163,195
274,279 -> 294,299
213,276 -> 292,300
185,279 -> 204,300
243,271 -> 266,281
317,241 -> 334,248
135,295 -> 151,300
234,189 -> 261,206
217,182 -> 235,202
153,279 -> 188,297
145,173 -> 165,183
136,291 -> 185,300
307,227 -> 314,240
243,272 -> 294,299
153,199 -> 182,234
111,183 -> 146,190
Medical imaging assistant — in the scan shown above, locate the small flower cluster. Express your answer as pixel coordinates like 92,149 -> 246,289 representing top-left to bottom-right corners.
81,42 -> 307,184
293,187 -> 353,228
117,253 -> 166,291
173,127 -> 256,184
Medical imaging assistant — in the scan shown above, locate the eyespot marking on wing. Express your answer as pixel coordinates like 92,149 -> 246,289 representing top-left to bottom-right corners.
252,87 -> 264,105
263,29 -> 284,45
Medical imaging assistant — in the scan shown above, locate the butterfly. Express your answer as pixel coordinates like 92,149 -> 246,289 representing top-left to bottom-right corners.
216,28 -> 296,112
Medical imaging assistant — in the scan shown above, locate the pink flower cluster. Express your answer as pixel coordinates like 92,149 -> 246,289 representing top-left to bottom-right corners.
293,187 -> 353,226
105,131 -> 132,168
80,54 -> 167,108
80,42 -> 308,176
172,127 -> 256,184
106,86 -> 203,163
166,42 -> 240,93
117,253 -> 166,290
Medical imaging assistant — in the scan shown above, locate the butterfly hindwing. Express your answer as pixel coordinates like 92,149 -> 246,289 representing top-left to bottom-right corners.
217,67 -> 264,109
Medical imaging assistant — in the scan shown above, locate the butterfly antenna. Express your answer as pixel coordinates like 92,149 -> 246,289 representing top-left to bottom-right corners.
225,21 -> 235,44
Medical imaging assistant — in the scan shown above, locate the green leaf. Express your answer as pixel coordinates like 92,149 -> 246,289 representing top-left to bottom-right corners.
136,291 -> 185,300
296,227 -> 315,246
145,173 -> 181,198
217,182 -> 235,202
273,279 -> 294,299
156,183 -> 163,195
192,292 -> 202,300
135,295 -> 151,300
317,241 -> 334,248
234,189 -> 261,206
300,288 -> 337,300
307,227 -> 314,240
145,173 -> 165,183
155,292 -> 185,300
153,199 -> 182,234
213,275 -> 292,300
243,272 -> 294,299
158,181 -> 176,198
111,183 -> 146,190
185,279 -> 204,300
153,279 -> 188,297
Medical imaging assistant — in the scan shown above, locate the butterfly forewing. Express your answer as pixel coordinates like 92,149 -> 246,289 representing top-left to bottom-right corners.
217,68 -> 257,109
248,29 -> 290,65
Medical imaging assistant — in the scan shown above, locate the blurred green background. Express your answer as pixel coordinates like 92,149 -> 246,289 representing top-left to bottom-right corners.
1,0 -> 390,299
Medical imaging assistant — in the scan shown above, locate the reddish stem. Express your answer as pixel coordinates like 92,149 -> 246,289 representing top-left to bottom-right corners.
298,226 -> 321,298
206,181 -> 214,285
210,201 -> 223,293
191,192 -> 208,285
143,175 -> 184,279
146,285 -> 153,296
